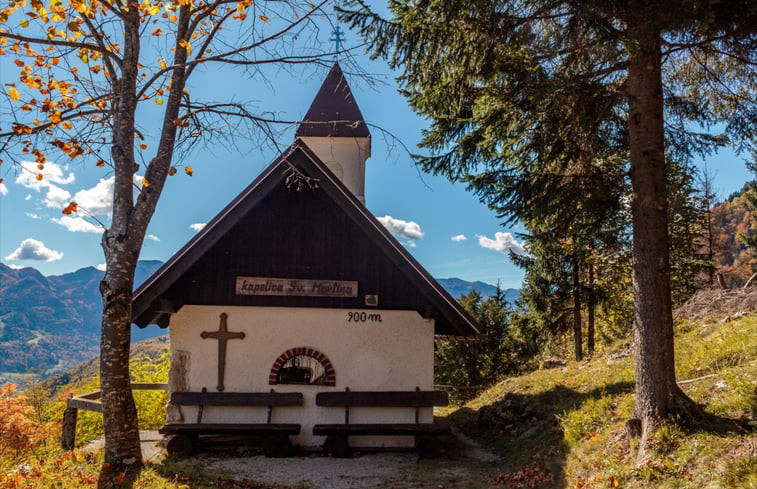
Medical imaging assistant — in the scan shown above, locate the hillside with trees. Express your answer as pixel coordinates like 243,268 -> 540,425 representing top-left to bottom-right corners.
0,261 -> 162,382
711,185 -> 757,287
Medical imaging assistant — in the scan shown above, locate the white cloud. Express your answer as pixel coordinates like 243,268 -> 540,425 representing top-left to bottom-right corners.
377,215 -> 424,246
96,263 -> 106,271
4,238 -> 63,262
0,182 -> 7,195
477,232 -> 526,255
24,194 -> 32,201
72,177 -> 114,216
16,161 -> 75,191
7,263 -> 24,270
52,216 -> 103,234
451,234 -> 467,242
43,185 -> 72,208
25,212 -> 41,220
147,234 -> 160,242
189,223 -> 207,232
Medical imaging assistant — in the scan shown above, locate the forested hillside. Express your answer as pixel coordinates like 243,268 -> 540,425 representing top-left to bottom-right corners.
0,261 -> 163,381
711,186 -> 757,287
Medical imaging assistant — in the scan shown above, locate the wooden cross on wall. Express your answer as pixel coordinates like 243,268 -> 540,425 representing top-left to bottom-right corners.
201,312 -> 245,392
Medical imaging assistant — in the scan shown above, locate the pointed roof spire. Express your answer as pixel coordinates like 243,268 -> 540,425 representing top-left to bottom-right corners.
296,62 -> 370,138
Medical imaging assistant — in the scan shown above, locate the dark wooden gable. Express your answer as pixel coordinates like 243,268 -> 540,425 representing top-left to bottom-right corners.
132,142 -> 479,336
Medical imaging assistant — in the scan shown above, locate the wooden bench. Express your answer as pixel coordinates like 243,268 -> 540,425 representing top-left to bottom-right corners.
313,387 -> 451,458
159,389 -> 302,457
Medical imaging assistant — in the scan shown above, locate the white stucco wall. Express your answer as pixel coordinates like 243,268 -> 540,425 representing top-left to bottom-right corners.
299,136 -> 371,204
168,305 -> 435,448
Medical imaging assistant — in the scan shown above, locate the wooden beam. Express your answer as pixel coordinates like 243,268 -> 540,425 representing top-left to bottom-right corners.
67,397 -> 103,413
170,391 -> 303,407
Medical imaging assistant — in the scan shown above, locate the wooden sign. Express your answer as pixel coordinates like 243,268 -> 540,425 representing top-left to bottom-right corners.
236,277 -> 358,298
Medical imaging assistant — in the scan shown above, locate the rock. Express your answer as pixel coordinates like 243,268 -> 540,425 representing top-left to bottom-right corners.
518,426 -> 539,440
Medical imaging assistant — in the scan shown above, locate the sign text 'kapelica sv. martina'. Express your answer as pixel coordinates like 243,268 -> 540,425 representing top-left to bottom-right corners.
235,277 -> 358,298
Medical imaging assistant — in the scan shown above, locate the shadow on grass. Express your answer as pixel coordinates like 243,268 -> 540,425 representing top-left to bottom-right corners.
446,381 -> 635,489
674,385 -> 756,437
447,379 -> 756,488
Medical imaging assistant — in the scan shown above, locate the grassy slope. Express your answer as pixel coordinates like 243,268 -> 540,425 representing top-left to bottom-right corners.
444,313 -> 757,489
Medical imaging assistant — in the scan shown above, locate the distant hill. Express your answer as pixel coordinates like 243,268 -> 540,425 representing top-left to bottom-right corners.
0,260 -> 163,380
436,277 -> 520,303
711,186 -> 756,287
0,261 -> 517,382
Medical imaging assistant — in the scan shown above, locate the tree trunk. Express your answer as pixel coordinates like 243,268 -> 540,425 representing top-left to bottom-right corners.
587,263 -> 595,358
98,7 -> 144,471
99,259 -> 142,467
572,257 -> 582,361
626,11 -> 682,449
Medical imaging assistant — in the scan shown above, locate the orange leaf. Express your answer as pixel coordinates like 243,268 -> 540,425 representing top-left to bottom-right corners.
62,202 -> 78,214
139,143 -> 147,150
141,177 -> 150,187
184,166 -> 193,176
96,159 -> 105,167
36,173 -> 43,181
8,87 -> 21,101
259,15 -> 269,22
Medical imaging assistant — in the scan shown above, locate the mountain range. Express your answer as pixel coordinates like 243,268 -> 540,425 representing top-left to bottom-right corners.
0,260 -> 515,382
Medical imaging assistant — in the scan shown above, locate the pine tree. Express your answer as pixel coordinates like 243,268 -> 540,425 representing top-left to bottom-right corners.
341,0 -> 756,452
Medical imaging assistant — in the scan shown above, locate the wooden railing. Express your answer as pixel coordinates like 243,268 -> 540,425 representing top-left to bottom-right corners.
61,383 -> 168,450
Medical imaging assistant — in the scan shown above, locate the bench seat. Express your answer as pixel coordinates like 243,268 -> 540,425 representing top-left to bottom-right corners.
160,423 -> 301,436
313,423 -> 450,437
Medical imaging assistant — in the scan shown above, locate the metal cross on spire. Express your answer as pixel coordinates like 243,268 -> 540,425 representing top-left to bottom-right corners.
330,25 -> 345,55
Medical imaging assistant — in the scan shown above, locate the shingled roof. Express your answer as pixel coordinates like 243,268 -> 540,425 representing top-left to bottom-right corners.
131,141 -> 480,337
295,62 -> 370,138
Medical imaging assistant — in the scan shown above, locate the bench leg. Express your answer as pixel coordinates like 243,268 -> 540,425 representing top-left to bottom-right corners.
263,435 -> 292,458
322,435 -> 348,458
415,435 -> 440,458
165,434 -> 197,457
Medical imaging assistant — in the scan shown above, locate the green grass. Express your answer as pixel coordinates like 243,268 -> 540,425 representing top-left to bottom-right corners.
444,313 -> 757,489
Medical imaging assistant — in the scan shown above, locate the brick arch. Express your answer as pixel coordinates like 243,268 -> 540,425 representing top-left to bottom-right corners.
268,347 -> 336,386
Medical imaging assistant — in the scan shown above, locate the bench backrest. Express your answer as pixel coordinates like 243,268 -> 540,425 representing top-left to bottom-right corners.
169,390 -> 303,424
170,391 -> 303,407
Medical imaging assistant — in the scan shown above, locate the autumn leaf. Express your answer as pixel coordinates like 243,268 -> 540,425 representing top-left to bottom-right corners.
62,202 -> 78,214
8,87 -> 20,101
36,173 -> 43,181
152,27 -> 163,36
168,166 -> 177,176
185,165 -> 193,176
155,97 -> 163,105
96,159 -> 105,167
259,15 -> 269,22
140,143 -> 147,150
141,177 -> 150,187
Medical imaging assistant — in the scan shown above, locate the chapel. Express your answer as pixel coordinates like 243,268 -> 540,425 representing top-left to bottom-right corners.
131,62 -> 481,456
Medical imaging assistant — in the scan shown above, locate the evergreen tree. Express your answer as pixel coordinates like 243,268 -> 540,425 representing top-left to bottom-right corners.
739,160 -> 757,259
341,0 -> 755,452
435,289 -> 539,399
667,160 -> 715,302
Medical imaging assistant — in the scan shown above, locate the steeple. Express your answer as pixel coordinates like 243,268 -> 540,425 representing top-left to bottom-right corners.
296,62 -> 371,204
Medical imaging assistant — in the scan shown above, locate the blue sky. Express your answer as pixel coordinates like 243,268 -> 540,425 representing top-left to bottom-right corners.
0,5 -> 752,289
